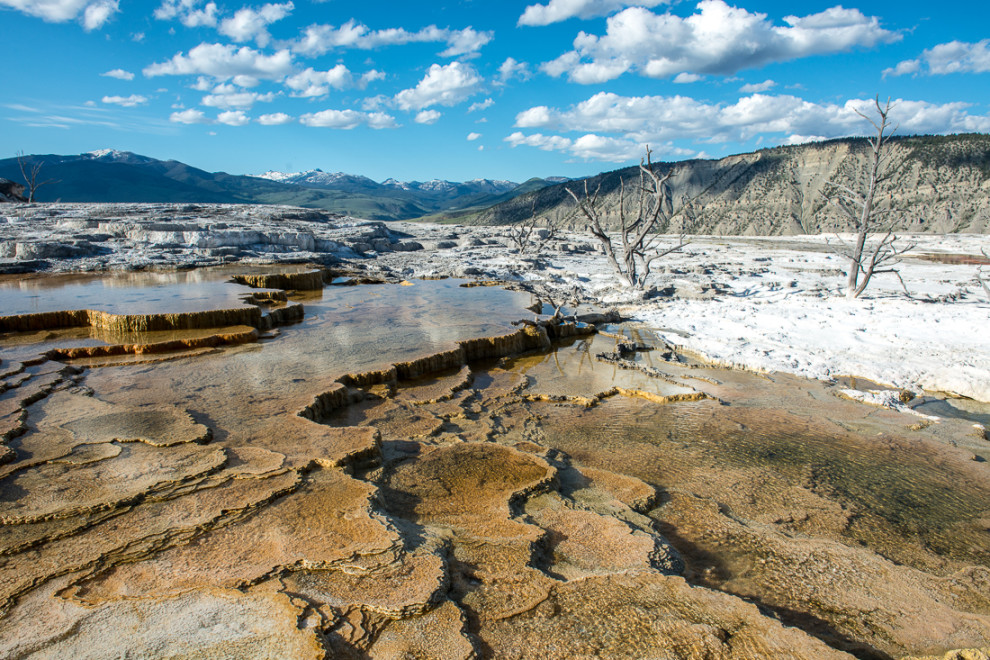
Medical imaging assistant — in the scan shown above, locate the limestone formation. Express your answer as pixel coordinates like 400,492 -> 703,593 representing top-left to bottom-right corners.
232,269 -> 325,291
3,585 -> 326,659
1,262 -> 989,658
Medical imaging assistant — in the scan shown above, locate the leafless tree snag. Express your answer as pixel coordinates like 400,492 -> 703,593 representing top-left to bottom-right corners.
518,281 -> 582,322
979,248 -> 990,301
507,199 -> 573,255
16,151 -> 57,203
821,97 -> 914,299
566,147 -> 688,290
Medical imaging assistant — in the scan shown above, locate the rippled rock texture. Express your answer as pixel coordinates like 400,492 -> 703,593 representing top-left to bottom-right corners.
1,277 -> 989,658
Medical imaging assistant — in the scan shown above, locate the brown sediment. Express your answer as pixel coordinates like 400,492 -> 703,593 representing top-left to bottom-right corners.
459,280 -> 505,288
611,386 -> 710,405
522,392 -> 601,407
1,362 -> 84,465
245,290 -> 288,304
231,270 -> 326,291
903,649 -> 990,660
62,346 -> 222,368
44,326 -> 259,360
7,584 -> 327,660
0,302 -> 303,335
66,466 -> 401,602
400,365 -> 474,405
0,307 -> 261,333
522,386 -> 708,408
310,323 -> 584,418
298,383 -> 354,421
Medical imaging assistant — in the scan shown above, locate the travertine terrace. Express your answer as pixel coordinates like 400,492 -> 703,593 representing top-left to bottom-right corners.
1,204 -> 989,659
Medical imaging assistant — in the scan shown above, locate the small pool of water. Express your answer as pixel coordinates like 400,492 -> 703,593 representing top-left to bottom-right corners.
0,265 -> 304,316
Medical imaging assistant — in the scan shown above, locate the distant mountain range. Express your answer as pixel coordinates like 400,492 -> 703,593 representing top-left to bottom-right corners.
0,150 -> 566,221
7,135 -> 989,235
255,168 -> 519,197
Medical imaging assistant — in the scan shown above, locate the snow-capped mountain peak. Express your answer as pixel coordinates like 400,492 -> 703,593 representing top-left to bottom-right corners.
86,149 -> 135,161
255,170 -> 304,182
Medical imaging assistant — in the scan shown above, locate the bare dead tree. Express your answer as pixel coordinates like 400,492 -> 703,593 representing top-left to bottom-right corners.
978,248 -> 990,301
566,146 -> 689,290
821,97 -> 915,298
518,281 -> 582,321
507,198 -> 575,255
16,151 -> 57,203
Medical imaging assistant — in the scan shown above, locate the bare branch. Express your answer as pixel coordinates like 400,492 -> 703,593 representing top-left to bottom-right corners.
978,248 -> 990,301
819,95 -> 907,298
569,145 -> 690,289
16,151 -> 58,203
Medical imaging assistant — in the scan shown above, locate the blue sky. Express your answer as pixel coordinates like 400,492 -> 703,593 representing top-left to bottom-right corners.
2,0 -> 989,182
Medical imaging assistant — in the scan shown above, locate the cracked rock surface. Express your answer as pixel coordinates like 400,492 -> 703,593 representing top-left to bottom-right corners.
1,206 -> 989,658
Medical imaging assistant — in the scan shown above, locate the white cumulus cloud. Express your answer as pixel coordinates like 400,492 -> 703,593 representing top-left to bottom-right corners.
508,92 -> 990,161
257,112 -> 293,125
496,57 -> 531,84
284,65 -> 353,97
217,110 -> 250,126
884,39 -> 990,77
542,0 -> 899,83
154,0 -> 217,27
740,79 -> 776,93
415,110 -> 442,124
505,130 -> 698,162
202,90 -> 276,109
395,62 -> 483,111
519,0 -> 669,26
289,20 -> 492,58
82,0 -> 117,29
468,98 -> 494,113
505,131 -> 574,152
101,94 -> 148,107
0,0 -> 118,29
299,109 -> 398,129
101,68 -> 135,80
219,2 -> 294,47
144,43 -> 295,81
467,132 -> 482,141
170,108 -> 210,123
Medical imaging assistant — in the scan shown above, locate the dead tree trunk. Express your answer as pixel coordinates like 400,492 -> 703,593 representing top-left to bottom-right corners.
979,248 -> 990,301
821,98 -> 914,299
16,152 -> 57,203
566,147 -> 688,290
507,199 -> 573,255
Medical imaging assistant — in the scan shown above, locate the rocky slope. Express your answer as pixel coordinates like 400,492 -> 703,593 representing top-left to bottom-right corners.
0,179 -> 26,203
473,134 -> 990,235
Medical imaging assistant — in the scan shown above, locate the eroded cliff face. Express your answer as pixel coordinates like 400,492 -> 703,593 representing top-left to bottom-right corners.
477,135 -> 990,235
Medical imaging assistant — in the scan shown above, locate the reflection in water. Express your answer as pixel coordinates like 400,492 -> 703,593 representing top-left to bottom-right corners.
0,264 -> 311,315
72,279 -> 536,448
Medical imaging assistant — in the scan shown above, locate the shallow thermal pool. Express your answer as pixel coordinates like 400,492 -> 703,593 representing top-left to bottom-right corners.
0,264 -> 318,316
